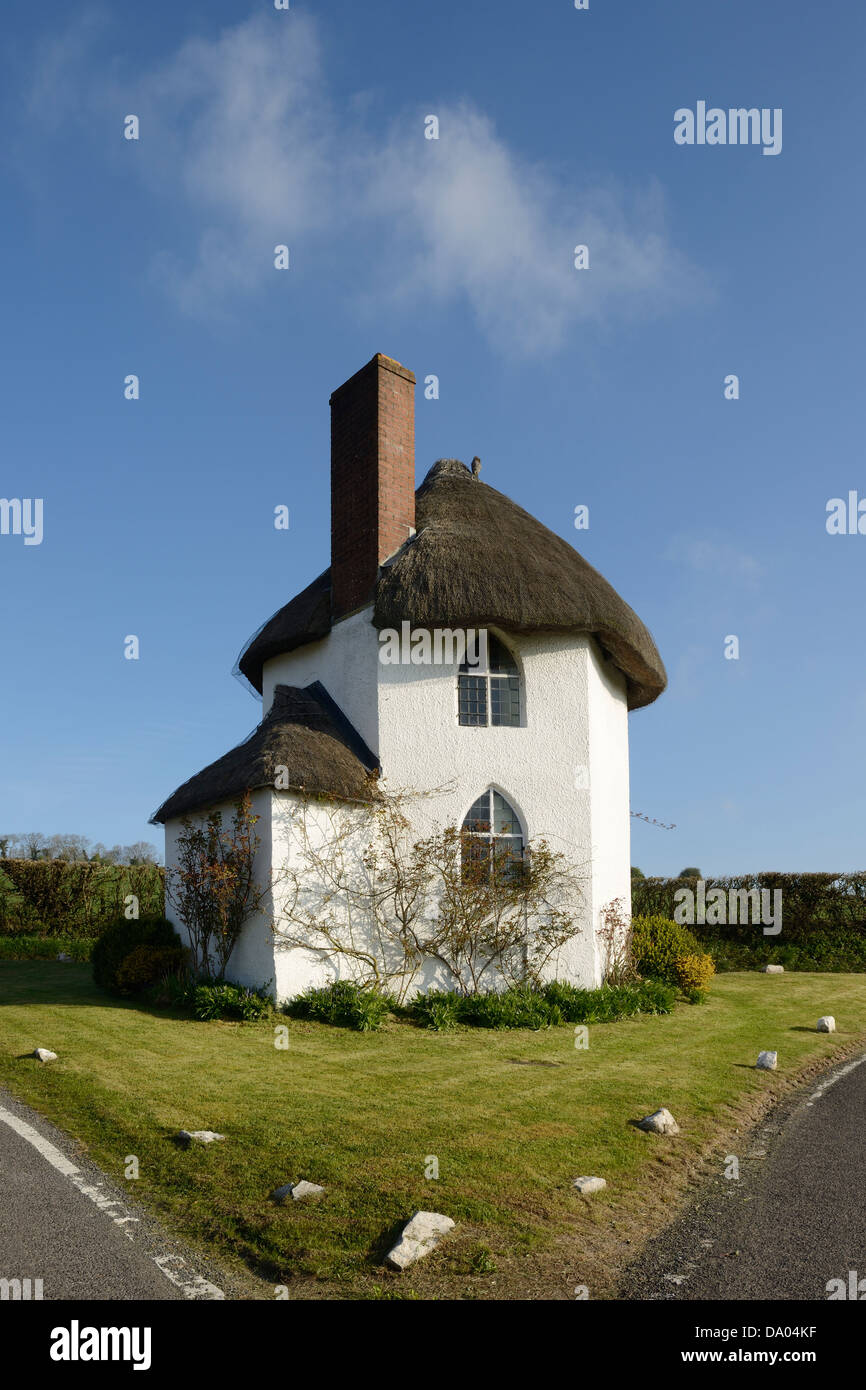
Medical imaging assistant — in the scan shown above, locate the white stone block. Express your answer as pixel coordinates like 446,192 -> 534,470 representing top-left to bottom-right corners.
178,1130 -> 225,1144
290,1180 -> 324,1201
33,1048 -> 57,1062
762,964 -> 784,974
573,1176 -> 607,1195
271,1180 -> 324,1202
755,1051 -> 778,1070
637,1108 -> 680,1135
385,1211 -> 455,1270
816,1016 -> 836,1033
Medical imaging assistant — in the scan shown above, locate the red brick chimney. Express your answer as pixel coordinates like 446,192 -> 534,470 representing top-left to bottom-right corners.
330,354 -> 416,619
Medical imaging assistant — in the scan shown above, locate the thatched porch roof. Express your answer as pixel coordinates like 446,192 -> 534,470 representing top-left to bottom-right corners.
151,682 -> 379,824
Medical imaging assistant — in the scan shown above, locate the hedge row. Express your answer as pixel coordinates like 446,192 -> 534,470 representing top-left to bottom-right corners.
632,873 -> 866,973
0,936 -> 94,961
632,873 -> 866,935
0,860 -> 165,938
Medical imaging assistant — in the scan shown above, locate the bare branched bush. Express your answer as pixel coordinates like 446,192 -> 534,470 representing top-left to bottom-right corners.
273,789 -> 584,997
273,794 -> 427,1002
167,794 -> 270,980
597,897 -> 638,986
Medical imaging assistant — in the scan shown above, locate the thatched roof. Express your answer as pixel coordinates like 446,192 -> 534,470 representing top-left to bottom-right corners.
236,568 -> 332,682
150,683 -> 379,824
238,460 -> 666,710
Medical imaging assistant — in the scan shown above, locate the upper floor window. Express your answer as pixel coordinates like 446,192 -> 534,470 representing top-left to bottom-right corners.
458,633 -> 521,727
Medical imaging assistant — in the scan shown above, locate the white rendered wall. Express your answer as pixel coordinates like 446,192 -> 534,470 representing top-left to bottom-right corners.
376,628 -> 602,988
163,789 -> 277,995
269,792 -> 382,1000
586,644 -> 632,979
252,617 -> 634,995
261,607 -> 379,755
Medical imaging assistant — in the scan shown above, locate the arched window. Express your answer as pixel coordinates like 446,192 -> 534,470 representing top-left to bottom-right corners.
458,633 -> 521,727
461,788 -> 525,874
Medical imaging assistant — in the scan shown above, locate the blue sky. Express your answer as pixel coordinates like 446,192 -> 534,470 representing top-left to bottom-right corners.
1,0 -> 864,873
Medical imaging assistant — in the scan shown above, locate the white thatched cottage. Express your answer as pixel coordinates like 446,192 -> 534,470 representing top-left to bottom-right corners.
152,354 -> 666,999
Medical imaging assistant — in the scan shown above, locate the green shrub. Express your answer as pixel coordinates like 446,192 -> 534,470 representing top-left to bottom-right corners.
92,917 -> 184,996
284,981 -> 394,1032
682,986 -> 709,1005
115,943 -> 187,994
284,978 -> 680,1034
411,979 -> 677,1031
542,977 -> 677,1022
458,986 -> 561,1030
141,970 -> 271,1019
625,977 -> 680,1015
631,911 -> 711,989
675,951 -> 715,995
147,972 -> 191,1010
410,991 -> 463,1031
187,981 -> 272,1022
539,978 -> 591,1020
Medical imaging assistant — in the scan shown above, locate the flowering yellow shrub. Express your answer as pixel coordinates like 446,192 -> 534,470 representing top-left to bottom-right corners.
631,914 -> 715,996
675,952 -> 716,994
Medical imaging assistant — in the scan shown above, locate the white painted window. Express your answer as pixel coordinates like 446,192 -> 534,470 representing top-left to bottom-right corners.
458,634 -> 521,727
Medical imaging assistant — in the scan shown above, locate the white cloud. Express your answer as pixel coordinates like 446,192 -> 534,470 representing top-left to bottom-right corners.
358,104 -> 703,355
673,539 -> 764,583
132,14 -> 334,314
24,13 -> 704,350
27,12 -> 334,315
27,8 -> 113,127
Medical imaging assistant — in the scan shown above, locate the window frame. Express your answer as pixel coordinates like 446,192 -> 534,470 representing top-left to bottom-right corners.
460,787 -> 526,877
457,632 -> 523,729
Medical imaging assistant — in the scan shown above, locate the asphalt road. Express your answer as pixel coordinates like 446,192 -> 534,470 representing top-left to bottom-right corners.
620,1051 -> 866,1301
0,1088 -> 228,1300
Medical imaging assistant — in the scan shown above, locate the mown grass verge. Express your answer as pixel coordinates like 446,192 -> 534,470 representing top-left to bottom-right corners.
1,962 -> 864,1299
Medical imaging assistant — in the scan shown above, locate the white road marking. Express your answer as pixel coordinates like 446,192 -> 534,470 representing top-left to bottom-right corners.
806,1051 -> 866,1106
0,1103 -> 225,1299
154,1254 -> 225,1300
0,1105 -> 79,1176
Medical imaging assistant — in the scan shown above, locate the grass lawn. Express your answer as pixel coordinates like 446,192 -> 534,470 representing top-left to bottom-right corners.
1,961 -> 865,1300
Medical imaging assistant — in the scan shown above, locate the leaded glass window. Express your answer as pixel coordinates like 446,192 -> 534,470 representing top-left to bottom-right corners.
458,634 -> 521,727
460,789 -> 525,876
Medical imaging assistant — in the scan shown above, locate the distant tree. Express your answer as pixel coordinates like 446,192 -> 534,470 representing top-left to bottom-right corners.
631,866 -> 645,880
87,843 -> 121,864
0,833 -> 160,865
678,867 -> 702,878
124,841 -> 160,865
45,834 -> 92,861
